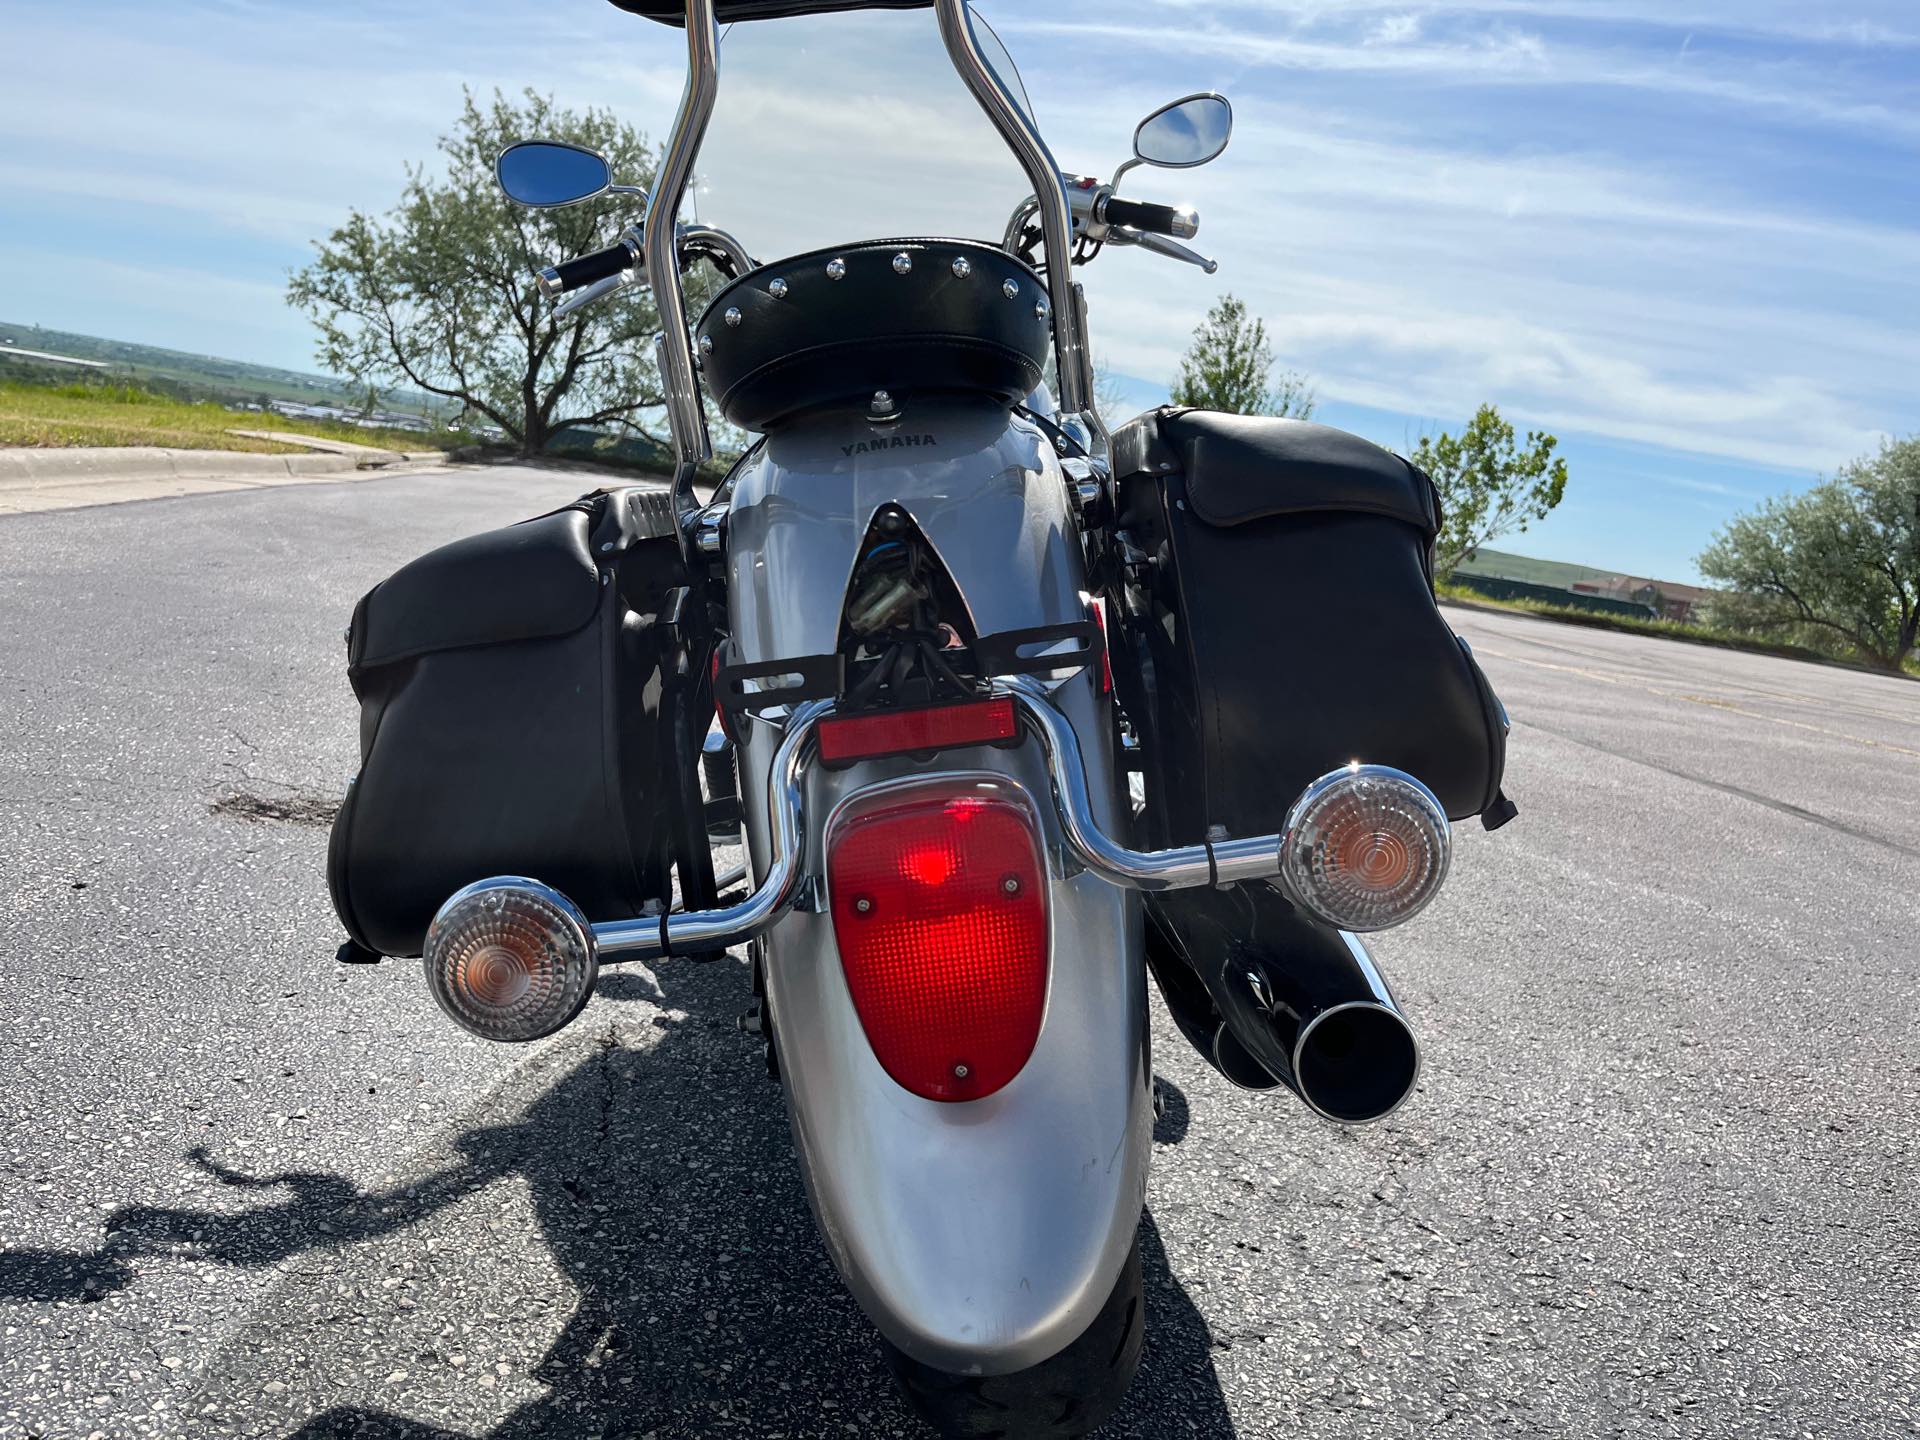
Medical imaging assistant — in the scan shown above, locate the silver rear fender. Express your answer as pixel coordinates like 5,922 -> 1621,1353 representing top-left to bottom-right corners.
762,729 -> 1150,1375
725,404 -> 1152,1374
724,401 -> 1092,664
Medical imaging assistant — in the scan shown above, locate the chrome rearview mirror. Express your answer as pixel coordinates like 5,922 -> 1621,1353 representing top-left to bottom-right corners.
1133,94 -> 1234,169
495,141 -> 616,209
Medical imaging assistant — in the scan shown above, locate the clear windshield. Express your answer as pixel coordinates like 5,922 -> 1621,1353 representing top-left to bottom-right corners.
691,6 -> 1038,265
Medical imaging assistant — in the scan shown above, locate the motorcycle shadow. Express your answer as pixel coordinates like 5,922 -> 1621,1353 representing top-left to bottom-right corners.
0,958 -> 1235,1437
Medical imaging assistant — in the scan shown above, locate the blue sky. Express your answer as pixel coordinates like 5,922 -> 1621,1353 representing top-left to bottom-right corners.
2,0 -> 1915,580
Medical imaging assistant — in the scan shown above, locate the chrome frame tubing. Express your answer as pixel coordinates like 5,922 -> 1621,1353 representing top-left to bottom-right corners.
590,681 -> 1283,964
646,0 -> 1098,466
1002,194 -> 1042,255
1001,675 -> 1279,890
934,0 -> 1092,423
651,0 -> 723,471
678,222 -> 754,278
596,698 -> 830,961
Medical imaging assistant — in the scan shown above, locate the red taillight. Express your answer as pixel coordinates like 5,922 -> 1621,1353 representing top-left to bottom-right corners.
827,780 -> 1049,1102
817,698 -> 1018,767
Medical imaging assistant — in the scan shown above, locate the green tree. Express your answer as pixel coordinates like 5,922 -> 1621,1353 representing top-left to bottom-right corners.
1411,404 -> 1569,578
1169,295 -> 1315,419
1698,436 -> 1920,671
288,89 -> 665,457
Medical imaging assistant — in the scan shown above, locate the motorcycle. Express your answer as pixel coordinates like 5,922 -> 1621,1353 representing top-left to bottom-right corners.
328,3 -> 1515,1434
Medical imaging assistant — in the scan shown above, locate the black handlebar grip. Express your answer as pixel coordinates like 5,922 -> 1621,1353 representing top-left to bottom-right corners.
541,241 -> 635,296
1102,198 -> 1194,238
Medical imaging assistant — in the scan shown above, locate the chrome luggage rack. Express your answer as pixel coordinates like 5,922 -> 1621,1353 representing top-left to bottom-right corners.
590,674 -> 1286,965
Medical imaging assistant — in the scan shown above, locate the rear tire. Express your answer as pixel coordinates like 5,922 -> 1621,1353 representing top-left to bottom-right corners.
883,1239 -> 1144,1439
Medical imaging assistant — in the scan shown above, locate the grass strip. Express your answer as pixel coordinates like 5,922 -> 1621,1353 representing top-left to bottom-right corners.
0,381 -> 466,455
1437,583 -> 1919,679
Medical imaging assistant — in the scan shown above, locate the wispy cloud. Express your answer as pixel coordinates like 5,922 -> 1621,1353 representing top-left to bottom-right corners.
1137,0 -> 1920,49
995,14 -> 1920,140
0,246 -> 294,351
0,0 -> 1912,577
1367,13 -> 1423,44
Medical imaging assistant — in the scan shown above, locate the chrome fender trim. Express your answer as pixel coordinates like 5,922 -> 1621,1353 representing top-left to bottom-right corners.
589,680 -> 1287,964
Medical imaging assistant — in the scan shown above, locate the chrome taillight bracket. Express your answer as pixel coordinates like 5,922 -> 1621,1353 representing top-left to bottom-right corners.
423,687 -> 1445,1044
577,678 -> 1285,967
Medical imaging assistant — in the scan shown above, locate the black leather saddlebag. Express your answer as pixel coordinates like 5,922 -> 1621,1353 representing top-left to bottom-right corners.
1109,408 -> 1513,846
327,489 -> 689,958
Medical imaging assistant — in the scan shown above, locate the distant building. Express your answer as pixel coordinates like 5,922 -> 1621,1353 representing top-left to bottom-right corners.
1573,575 -> 1716,624
1454,547 -> 1717,623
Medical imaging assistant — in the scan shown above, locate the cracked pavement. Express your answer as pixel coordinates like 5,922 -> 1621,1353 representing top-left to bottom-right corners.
2,466 -> 1917,1438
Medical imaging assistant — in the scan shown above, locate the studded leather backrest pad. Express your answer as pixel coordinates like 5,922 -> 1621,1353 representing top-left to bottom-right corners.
697,239 -> 1050,432
609,0 -> 931,24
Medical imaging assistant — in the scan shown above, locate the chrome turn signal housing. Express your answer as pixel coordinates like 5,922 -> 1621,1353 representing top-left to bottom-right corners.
423,878 -> 599,1043
1279,765 -> 1451,933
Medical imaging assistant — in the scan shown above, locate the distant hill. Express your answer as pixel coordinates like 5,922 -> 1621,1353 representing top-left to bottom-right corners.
1451,547 -> 1629,590
0,321 -> 450,419
1453,545 -> 1716,623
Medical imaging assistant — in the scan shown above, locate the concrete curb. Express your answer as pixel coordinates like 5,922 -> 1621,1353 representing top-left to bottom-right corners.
0,446 -> 361,484
223,429 -> 450,467
0,446 -> 462,516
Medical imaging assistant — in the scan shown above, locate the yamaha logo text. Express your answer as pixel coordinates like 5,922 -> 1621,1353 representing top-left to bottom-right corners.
842,434 -> 937,458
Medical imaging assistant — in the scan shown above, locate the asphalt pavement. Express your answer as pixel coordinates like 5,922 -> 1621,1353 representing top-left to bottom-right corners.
1,463 -> 1916,1439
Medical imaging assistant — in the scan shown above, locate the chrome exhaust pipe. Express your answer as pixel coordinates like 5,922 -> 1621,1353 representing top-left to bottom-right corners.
1146,900 -> 1420,1124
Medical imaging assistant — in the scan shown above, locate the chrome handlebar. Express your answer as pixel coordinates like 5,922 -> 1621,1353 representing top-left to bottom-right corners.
1004,184 -> 1214,273
534,220 -> 754,318
552,272 -> 632,320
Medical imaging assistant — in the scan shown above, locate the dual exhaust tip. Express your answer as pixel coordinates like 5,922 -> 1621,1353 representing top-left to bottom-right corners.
1211,995 -> 1420,1125
1149,897 -> 1425,1126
